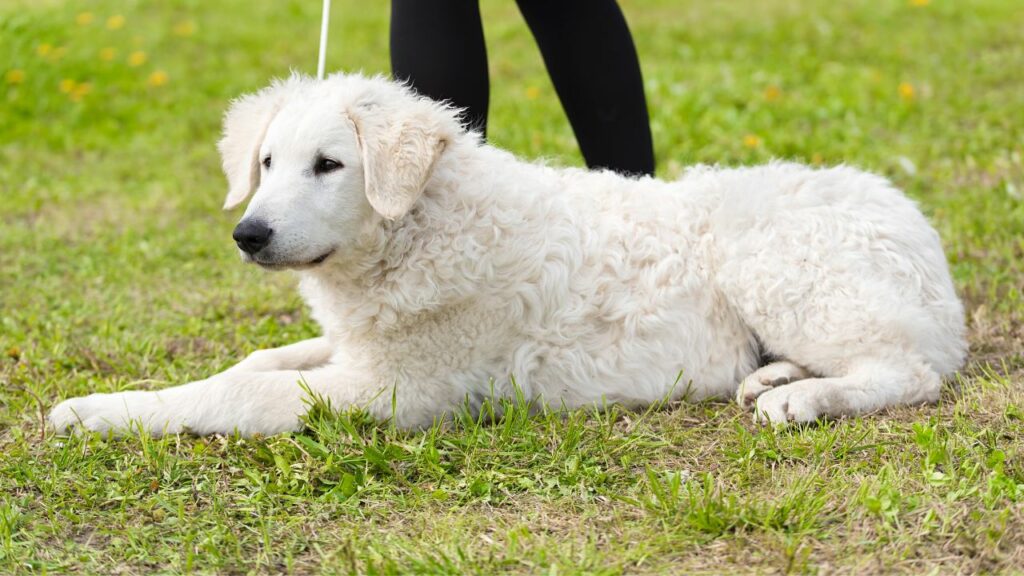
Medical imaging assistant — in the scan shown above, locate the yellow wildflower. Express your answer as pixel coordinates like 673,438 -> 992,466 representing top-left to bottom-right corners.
99,47 -> 117,61
763,85 -> 782,102
909,0 -> 930,6
811,153 -> 824,165
70,82 -> 92,102
173,20 -> 197,37
5,69 -> 25,84
147,70 -> 169,87
525,86 -> 541,100
106,14 -> 125,30
76,12 -> 94,25
898,82 -> 915,101
59,78 -> 77,94
37,43 -> 53,57
742,134 -> 762,148
128,51 -> 147,67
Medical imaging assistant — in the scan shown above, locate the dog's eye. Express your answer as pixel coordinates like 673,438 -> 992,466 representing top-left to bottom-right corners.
262,155 -> 272,169
314,156 -> 343,175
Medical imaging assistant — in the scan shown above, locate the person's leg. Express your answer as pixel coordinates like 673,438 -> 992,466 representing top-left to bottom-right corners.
390,0 -> 490,136
515,0 -> 655,176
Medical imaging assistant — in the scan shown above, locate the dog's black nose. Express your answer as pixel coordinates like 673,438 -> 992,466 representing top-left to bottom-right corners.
232,219 -> 273,255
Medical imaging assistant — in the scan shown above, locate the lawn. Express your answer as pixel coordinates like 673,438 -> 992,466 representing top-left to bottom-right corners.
1,0 -> 1023,573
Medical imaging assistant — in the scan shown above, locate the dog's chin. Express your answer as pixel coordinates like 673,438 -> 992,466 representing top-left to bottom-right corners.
247,249 -> 336,271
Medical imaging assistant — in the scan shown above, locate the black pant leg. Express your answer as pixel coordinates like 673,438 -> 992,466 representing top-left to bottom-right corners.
390,0 -> 490,136
515,0 -> 655,176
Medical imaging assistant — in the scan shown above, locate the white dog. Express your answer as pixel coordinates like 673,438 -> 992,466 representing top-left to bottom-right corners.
49,73 -> 967,436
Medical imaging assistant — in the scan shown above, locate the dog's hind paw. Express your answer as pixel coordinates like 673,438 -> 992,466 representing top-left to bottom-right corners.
753,384 -> 821,425
736,361 -> 811,409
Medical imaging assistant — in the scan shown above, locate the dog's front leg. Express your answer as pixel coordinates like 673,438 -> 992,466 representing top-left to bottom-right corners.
227,336 -> 335,373
49,365 -> 377,437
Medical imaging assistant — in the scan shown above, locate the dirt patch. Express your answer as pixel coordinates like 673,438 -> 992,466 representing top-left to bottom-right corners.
163,337 -> 218,361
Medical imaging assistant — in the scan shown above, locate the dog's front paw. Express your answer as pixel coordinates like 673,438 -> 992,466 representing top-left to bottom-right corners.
49,394 -> 113,434
49,391 -> 182,437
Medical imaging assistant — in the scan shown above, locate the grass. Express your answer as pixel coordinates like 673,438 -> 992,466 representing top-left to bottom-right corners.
1,0 -> 1023,573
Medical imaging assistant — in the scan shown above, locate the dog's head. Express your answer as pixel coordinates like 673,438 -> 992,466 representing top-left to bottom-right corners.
217,73 -> 460,270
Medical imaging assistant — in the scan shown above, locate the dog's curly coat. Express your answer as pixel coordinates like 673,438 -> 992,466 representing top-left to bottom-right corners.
50,73 -> 967,435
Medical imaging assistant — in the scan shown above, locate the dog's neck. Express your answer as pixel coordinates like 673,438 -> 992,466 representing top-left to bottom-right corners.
299,139 -> 568,340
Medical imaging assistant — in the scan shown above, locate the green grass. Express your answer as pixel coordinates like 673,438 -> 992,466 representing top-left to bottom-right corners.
2,0 -> 1023,573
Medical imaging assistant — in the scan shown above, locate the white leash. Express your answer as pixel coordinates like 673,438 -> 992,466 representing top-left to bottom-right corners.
317,0 -> 332,79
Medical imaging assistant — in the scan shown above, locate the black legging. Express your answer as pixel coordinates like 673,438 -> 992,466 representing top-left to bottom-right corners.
390,0 -> 655,176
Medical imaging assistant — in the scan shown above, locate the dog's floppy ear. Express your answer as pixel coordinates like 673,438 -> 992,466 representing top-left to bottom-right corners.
218,77 -> 301,210
349,100 -> 450,220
